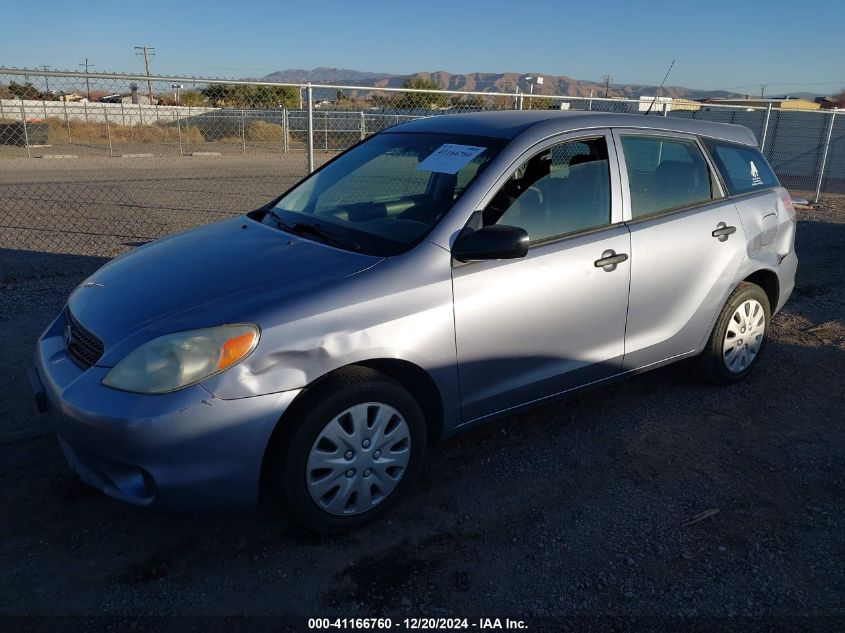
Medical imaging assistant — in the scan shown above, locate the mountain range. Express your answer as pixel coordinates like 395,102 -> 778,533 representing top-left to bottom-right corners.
261,67 -> 749,100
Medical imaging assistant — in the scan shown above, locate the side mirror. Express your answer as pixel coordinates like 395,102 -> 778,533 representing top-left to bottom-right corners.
452,224 -> 529,262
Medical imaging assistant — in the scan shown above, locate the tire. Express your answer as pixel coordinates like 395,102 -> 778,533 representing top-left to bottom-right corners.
275,367 -> 427,534
697,282 -> 771,385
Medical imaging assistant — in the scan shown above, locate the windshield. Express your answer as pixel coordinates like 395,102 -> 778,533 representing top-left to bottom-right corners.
266,132 -> 504,256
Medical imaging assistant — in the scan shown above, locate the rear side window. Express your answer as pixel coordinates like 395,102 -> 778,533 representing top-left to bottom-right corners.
702,139 -> 779,195
620,135 -> 714,218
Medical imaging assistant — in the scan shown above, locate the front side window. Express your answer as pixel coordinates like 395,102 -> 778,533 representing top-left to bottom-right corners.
702,138 -> 779,195
268,132 -> 504,256
620,135 -> 714,218
483,137 -> 612,242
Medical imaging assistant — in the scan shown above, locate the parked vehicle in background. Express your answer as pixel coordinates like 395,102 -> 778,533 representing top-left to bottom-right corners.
30,111 -> 797,532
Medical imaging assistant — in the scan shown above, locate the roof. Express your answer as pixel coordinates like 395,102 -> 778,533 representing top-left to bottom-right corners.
387,110 -> 758,146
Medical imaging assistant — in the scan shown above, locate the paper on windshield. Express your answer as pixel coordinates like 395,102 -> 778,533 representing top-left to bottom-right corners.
416,144 -> 487,174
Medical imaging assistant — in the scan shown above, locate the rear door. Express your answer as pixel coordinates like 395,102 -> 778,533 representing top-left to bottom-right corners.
612,130 -> 747,369
701,138 -> 795,273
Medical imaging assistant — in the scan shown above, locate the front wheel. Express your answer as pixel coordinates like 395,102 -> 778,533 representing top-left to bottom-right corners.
277,367 -> 427,533
697,282 -> 771,384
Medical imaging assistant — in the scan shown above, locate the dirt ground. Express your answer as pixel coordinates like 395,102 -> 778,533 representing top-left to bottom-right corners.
0,195 -> 843,626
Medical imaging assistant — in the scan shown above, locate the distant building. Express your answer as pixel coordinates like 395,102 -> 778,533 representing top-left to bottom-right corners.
637,96 -> 701,112
99,93 -> 155,105
815,96 -> 841,110
98,84 -> 156,105
57,92 -> 87,102
703,96 -> 821,110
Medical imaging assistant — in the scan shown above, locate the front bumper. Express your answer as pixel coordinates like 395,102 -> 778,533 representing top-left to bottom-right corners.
32,312 -> 301,511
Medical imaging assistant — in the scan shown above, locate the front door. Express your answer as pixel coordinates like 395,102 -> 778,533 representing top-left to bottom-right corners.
452,132 -> 631,423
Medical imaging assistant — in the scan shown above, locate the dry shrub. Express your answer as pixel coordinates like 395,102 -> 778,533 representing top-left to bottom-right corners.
179,126 -> 205,144
246,120 -> 284,142
43,116 -> 204,145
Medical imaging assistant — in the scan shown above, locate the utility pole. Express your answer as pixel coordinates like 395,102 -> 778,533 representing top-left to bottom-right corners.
79,58 -> 93,100
760,84 -> 767,98
134,46 -> 156,103
38,65 -> 51,93
603,75 -> 612,98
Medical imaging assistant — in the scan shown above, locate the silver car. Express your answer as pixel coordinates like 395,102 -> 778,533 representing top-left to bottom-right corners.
30,111 -> 797,532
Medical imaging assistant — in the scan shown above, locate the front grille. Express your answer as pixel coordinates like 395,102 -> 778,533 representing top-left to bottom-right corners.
64,309 -> 104,370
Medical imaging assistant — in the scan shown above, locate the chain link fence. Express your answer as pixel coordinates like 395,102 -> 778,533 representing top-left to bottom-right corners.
0,67 -> 841,278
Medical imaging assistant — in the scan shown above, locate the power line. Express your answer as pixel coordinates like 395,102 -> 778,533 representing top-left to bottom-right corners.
134,46 -> 156,102
78,58 -> 93,100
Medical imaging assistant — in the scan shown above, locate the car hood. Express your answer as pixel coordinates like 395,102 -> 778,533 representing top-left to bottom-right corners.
67,216 -> 382,356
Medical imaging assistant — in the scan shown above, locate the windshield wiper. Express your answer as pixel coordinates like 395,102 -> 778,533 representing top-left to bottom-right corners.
269,210 -> 360,251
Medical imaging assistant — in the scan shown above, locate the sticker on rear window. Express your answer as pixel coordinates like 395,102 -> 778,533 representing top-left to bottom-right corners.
750,160 -> 763,186
416,144 -> 487,174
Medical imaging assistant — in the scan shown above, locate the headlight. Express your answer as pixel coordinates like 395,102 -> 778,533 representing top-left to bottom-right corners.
102,324 -> 259,394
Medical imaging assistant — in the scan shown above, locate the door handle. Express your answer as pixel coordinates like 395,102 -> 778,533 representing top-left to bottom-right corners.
712,222 -> 737,241
594,250 -> 628,271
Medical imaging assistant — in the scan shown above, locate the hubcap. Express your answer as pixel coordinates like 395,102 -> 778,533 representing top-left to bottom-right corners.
723,299 -> 766,373
306,403 -> 411,516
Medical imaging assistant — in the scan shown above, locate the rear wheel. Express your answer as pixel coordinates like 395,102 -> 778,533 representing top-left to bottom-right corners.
698,282 -> 771,384
276,367 -> 426,533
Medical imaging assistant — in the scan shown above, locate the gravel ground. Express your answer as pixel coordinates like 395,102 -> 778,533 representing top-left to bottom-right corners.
0,193 -> 843,626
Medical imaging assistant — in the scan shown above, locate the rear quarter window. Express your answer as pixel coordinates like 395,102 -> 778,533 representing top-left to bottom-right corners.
702,139 -> 779,196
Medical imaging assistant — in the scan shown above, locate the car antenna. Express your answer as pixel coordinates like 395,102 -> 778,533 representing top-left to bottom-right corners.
645,59 -> 676,115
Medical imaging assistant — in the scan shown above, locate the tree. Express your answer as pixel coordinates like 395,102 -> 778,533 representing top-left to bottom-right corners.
9,81 -> 41,100
522,95 -> 554,111
832,88 -> 845,107
396,77 -> 447,110
180,90 -> 206,107
449,95 -> 485,110
201,83 -> 299,108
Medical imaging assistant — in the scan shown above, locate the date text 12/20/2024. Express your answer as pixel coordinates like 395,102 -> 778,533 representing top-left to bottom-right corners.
307,618 -> 528,630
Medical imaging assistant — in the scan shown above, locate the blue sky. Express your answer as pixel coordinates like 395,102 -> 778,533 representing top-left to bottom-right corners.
1,0 -> 843,94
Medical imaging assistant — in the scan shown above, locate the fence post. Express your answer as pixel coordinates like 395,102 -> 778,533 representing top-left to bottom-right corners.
19,100 -> 31,157
83,99 -> 88,123
759,103 -> 773,152
120,100 -> 125,126
283,108 -> 288,153
360,111 -> 365,140
662,102 -> 668,117
0,98 -> 4,120
240,109 -> 246,155
324,111 -> 328,150
814,108 -> 837,204
63,98 -> 71,143
103,103 -> 113,157
175,108 -> 183,156
42,99 -> 48,120
306,83 -> 314,173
